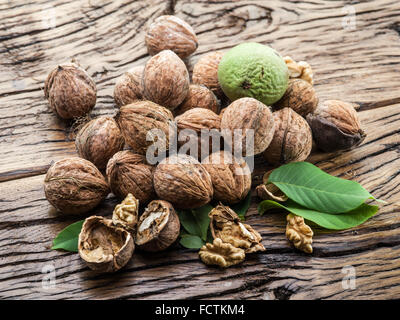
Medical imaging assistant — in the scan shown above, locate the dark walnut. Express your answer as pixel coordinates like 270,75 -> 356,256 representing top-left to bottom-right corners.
106,150 -> 155,204
135,200 -> 180,252
174,84 -> 220,116
142,50 -> 190,110
202,151 -> 251,205
114,65 -> 144,107
145,15 -> 198,59
75,116 -> 124,170
153,154 -> 213,209
263,108 -> 312,165
307,100 -> 366,152
78,216 -> 134,272
44,158 -> 109,214
115,100 -> 174,155
44,63 -> 96,119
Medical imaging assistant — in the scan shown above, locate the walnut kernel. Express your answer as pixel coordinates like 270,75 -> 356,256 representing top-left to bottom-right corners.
112,193 -> 139,233
286,213 -> 313,254
283,56 -> 314,85
199,238 -> 245,268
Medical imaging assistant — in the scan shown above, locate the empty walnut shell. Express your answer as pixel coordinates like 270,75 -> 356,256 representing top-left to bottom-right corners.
153,154 -> 213,209
115,100 -> 174,155
142,50 -> 190,110
78,216 -> 134,272
44,158 -> 109,214
75,116 -> 124,170
306,100 -> 366,152
145,15 -> 198,59
274,79 -> 318,117
174,84 -> 220,116
135,200 -> 180,252
114,65 -> 144,107
192,51 -> 225,98
221,97 -> 275,156
44,63 -> 96,119
202,151 -> 251,205
255,170 -> 288,202
106,150 -> 155,203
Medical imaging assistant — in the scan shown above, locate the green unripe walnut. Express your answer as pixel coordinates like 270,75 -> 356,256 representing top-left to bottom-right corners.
218,42 -> 289,105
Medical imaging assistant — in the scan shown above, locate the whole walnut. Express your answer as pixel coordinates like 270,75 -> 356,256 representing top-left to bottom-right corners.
306,100 -> 366,152
142,50 -> 190,110
114,65 -> 144,107
174,84 -> 220,116
115,100 -> 174,155
75,116 -> 124,170
153,154 -> 213,209
274,79 -> 318,117
44,158 -> 109,214
175,108 -> 221,159
106,151 -> 155,203
145,15 -> 198,59
221,97 -> 275,156
263,108 -> 312,165
202,151 -> 251,205
192,51 -> 224,98
44,63 -> 96,119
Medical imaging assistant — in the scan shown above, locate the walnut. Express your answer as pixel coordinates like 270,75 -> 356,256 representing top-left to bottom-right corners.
75,116 -> 124,170
44,158 -> 109,214
174,84 -> 220,116
106,151 -> 155,203
221,97 -> 275,156
145,15 -> 198,59
263,108 -> 312,165
44,63 -> 97,119
153,154 -> 213,209
284,56 -> 314,85
306,100 -> 366,152
114,65 -> 144,107
199,238 -> 245,268
142,50 -> 190,110
209,204 -> 265,253
256,170 -> 288,202
112,193 -> 139,233
115,100 -> 174,155
78,216 -> 134,272
274,79 -> 318,117
135,200 -> 180,252
286,213 -> 313,254
202,151 -> 251,205
192,51 -> 225,98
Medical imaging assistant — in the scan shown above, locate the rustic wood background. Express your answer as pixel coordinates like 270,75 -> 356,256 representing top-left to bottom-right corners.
1,0 -> 400,300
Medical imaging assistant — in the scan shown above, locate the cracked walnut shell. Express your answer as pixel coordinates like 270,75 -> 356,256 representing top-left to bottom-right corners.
256,170 -> 288,202
286,213 -> 313,254
199,238 -> 245,268
112,193 -> 139,233
78,216 -> 134,272
114,65 -> 144,107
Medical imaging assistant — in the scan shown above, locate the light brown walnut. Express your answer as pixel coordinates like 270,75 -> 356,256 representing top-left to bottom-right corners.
286,213 -> 313,254
174,84 -> 220,116
114,66 -> 144,107
199,238 -> 245,268
112,193 -> 139,233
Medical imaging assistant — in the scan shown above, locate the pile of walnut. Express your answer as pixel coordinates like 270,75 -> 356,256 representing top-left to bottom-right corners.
43,15 -> 367,270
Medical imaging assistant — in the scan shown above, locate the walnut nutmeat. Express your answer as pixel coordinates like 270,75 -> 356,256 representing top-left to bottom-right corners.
286,213 -> 313,254
199,238 -> 245,268
112,193 -> 139,233
284,56 -> 314,85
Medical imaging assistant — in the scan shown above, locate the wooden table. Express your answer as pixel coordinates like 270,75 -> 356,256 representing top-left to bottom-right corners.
1,0 -> 400,300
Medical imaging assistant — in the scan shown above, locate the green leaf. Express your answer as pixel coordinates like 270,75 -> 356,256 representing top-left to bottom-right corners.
51,220 -> 84,252
231,191 -> 252,221
179,234 -> 205,249
177,204 -> 212,241
268,162 -> 375,214
258,199 -> 379,230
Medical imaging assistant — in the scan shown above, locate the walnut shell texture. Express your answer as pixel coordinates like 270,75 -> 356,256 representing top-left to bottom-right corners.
44,63 -> 96,119
174,84 -> 220,116
44,158 -> 109,214
75,116 -> 124,170
274,79 -> 318,117
221,97 -> 275,156
202,151 -> 251,204
153,154 -> 213,209
106,150 -> 155,203
192,51 -> 225,98
135,200 -> 180,252
78,216 -> 134,272
142,50 -> 190,110
115,100 -> 174,155
114,65 -> 144,107
263,108 -> 312,165
145,15 -> 198,59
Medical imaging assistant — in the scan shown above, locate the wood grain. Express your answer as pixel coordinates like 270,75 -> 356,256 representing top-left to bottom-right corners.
0,0 -> 400,299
